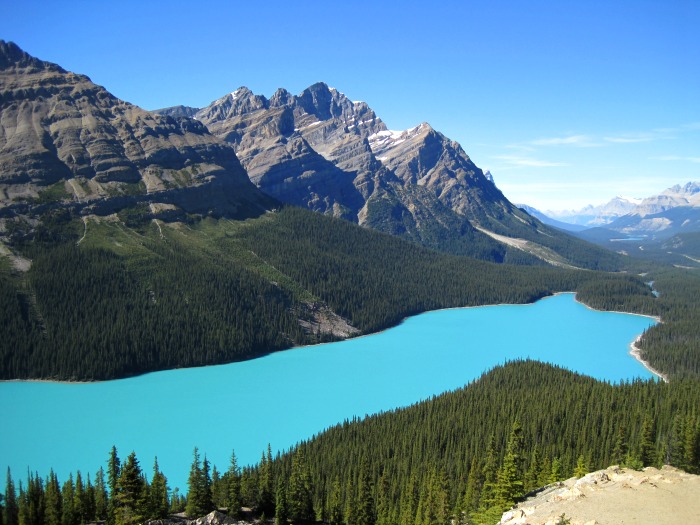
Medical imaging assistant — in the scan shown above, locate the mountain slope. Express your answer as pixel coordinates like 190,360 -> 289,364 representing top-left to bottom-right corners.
0,40 -> 274,225
165,83 -> 627,269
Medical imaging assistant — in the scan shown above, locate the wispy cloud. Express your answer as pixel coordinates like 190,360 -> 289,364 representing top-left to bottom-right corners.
650,155 -> 700,163
530,135 -> 598,147
604,135 -> 654,143
492,155 -> 568,168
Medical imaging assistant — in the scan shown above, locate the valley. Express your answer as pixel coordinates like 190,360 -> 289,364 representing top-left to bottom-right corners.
1,36 -> 700,525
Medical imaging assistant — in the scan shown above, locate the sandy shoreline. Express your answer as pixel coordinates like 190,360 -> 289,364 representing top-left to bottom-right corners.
570,293 -> 667,382
629,336 -> 669,383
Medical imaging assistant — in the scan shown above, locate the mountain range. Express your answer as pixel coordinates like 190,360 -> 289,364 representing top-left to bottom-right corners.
154,83 -> 628,268
533,182 -> 700,238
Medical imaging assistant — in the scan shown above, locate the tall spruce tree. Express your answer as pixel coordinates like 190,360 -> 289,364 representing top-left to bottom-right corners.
114,452 -> 145,525
4,469 -> 18,525
226,451 -> 242,519
287,449 -> 313,523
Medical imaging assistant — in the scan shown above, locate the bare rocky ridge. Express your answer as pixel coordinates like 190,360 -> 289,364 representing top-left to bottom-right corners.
0,40 -> 275,223
498,465 -> 700,525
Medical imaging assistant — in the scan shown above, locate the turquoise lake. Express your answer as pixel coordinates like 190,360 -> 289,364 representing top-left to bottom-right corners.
0,293 -> 657,491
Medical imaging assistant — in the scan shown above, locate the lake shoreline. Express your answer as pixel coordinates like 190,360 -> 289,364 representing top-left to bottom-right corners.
2,291 -> 662,385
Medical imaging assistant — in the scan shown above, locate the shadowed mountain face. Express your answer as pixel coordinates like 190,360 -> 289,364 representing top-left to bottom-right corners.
0,40 -> 275,223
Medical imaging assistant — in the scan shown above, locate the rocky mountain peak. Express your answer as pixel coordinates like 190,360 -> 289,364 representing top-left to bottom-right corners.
198,86 -> 269,122
0,40 -> 61,72
270,87 -> 292,107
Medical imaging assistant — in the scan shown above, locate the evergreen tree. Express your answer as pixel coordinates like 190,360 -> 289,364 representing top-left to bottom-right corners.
494,421 -> 525,510
186,448 -> 208,518
4,469 -> 18,525
274,481 -> 288,525
93,468 -> 108,522
106,447 -> 120,525
611,424 -> 628,466
226,451 -> 242,519
523,447 -> 541,493
398,474 -> 417,525
638,416 -> 656,467
477,435 -> 498,512
114,452 -> 145,525
60,475 -> 75,525
148,458 -> 169,520
549,458 -> 563,484
355,460 -> 375,525
574,456 -> 587,478
287,449 -> 313,522
460,458 -> 481,520
44,471 -> 61,525
327,478 -> 343,525
258,446 -> 274,517
73,472 -> 86,525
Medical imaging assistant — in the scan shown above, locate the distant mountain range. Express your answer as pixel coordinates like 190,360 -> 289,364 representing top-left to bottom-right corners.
524,182 -> 700,243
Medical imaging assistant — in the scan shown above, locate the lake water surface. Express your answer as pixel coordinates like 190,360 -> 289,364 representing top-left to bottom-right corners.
0,293 -> 657,491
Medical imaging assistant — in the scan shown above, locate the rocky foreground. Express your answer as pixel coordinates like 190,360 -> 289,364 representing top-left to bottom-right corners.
498,465 -> 700,525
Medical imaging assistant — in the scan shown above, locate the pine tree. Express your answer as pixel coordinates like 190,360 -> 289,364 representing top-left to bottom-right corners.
274,481 -> 288,525
148,458 -> 169,519
287,449 -> 313,522
61,475 -> 76,525
574,456 -> 587,478
106,447 -> 120,525
186,448 -> 208,518
398,473 -> 417,525
93,468 -> 108,521
114,452 -> 145,525
460,457 -> 481,519
4,469 -> 18,525
355,460 -> 375,525
524,447 -> 541,493
549,458 -> 563,484
611,424 -> 628,466
74,472 -> 86,525
258,446 -> 274,517
638,416 -> 656,467
44,471 -> 62,525
328,478 -> 343,525
494,421 -> 525,510
226,451 -> 242,519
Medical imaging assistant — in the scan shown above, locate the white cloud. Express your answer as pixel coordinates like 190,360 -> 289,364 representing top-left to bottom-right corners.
650,155 -> 700,163
492,155 -> 568,168
604,136 -> 654,143
530,135 -> 597,147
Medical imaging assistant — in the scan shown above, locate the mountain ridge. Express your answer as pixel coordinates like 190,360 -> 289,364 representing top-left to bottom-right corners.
155,83 -> 625,269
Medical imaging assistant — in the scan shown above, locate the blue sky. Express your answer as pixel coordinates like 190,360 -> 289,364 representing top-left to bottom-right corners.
2,0 -> 698,211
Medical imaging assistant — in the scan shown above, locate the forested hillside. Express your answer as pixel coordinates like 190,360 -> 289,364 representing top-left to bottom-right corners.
4,361 -> 699,525
0,206 -> 661,381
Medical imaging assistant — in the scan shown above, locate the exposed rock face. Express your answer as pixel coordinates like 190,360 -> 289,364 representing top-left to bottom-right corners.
176,82 -> 542,260
0,40 -> 275,223
498,465 -> 700,525
146,510 -> 247,525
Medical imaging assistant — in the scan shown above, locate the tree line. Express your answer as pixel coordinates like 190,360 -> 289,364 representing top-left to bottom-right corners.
3,361 -> 699,525
0,206 -> 664,381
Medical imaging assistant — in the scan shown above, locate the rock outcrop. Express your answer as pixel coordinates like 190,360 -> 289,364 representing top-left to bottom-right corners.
498,465 -> 700,525
0,40 -> 275,226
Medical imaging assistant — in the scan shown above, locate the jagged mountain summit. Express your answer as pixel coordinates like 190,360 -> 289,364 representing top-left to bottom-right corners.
157,83 -> 616,267
0,40 -> 275,226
